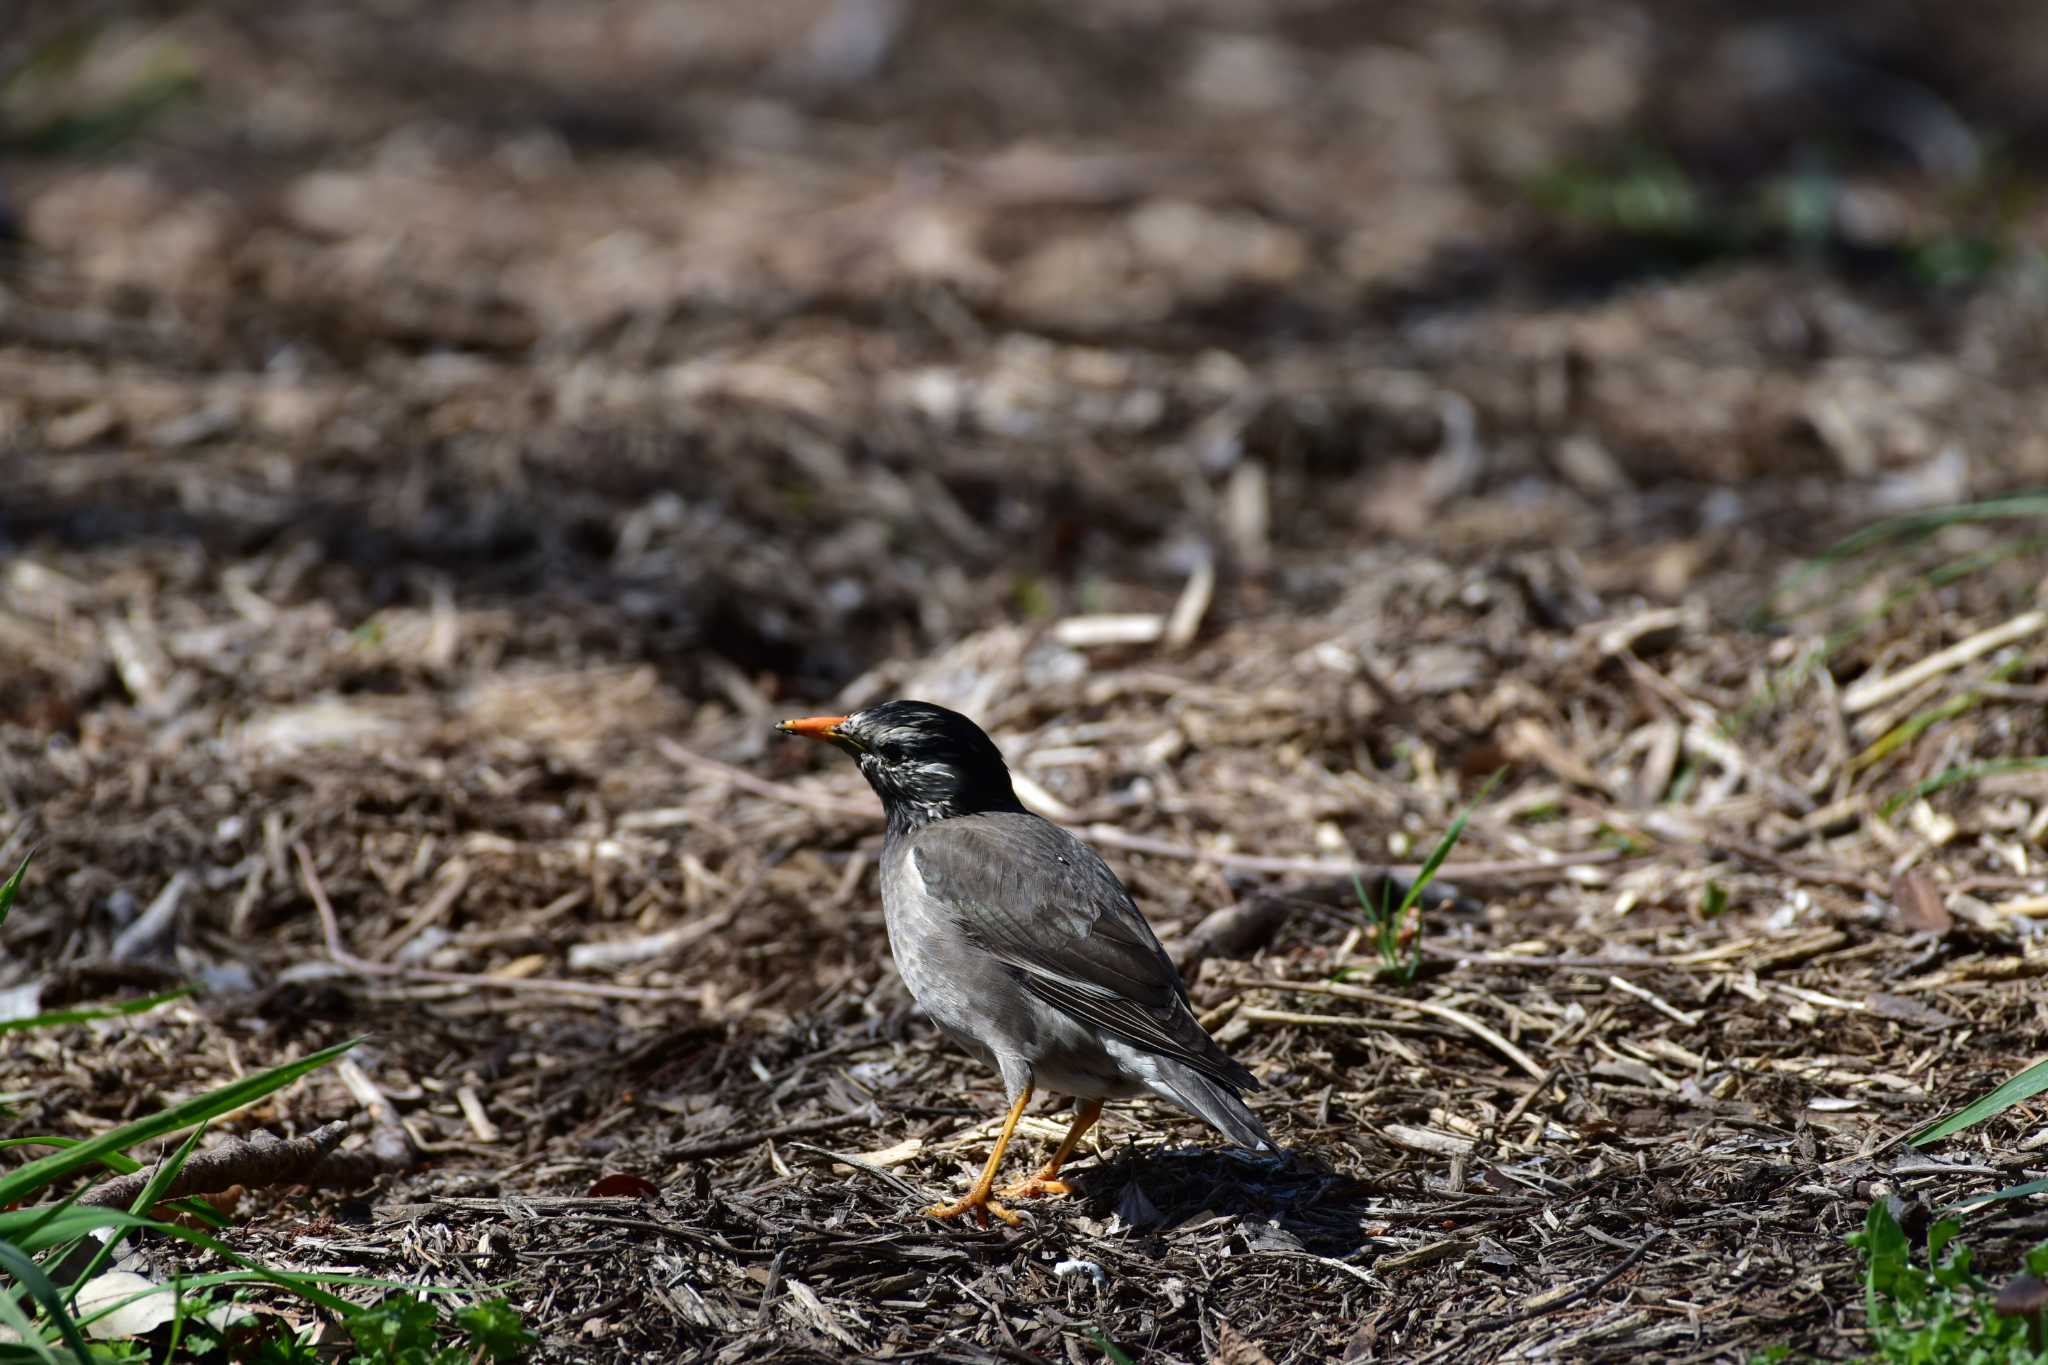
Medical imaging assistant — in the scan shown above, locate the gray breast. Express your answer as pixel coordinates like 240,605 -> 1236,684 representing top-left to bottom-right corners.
878,837 -> 1142,1101
879,838 -> 1005,1059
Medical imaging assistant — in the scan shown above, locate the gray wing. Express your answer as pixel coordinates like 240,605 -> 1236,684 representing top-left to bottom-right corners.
908,812 -> 1259,1092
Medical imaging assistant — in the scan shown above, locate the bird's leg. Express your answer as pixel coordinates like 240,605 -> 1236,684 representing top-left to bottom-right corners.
925,1085 -> 1031,1228
998,1098 -> 1103,1199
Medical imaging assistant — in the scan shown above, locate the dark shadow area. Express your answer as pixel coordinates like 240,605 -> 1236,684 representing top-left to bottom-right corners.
1062,1145 -> 1382,1260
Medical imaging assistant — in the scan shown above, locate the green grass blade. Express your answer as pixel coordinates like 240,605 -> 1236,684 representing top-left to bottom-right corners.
0,987 -> 194,1036
0,1036 -> 360,1206
1750,491 -> 2048,627
0,1239 -> 92,1365
0,1138 -> 144,1171
1910,1058 -> 2048,1146
1881,758 -> 2048,819
1851,654 -> 2027,771
0,1207 -> 359,1314
0,854 -> 30,929
1395,769 -> 1503,919
0,1138 -> 122,1157
1339,771 -> 1501,985
65,1123 -> 209,1305
162,1269 -> 189,1362
0,1276 -> 66,1364
1943,1177 -> 2048,1215
1088,1328 -> 1137,1365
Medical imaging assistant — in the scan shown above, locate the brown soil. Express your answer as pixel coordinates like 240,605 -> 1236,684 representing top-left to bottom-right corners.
5,2 -> 2047,1361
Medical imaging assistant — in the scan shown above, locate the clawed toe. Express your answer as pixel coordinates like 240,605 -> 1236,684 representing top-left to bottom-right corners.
996,1176 -> 1074,1200
924,1194 -> 1022,1228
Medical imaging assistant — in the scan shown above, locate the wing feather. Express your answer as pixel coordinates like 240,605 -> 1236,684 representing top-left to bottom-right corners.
909,812 -> 1258,1091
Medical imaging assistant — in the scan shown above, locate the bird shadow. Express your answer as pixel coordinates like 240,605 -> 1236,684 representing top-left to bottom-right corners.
1052,1144 -> 1379,1259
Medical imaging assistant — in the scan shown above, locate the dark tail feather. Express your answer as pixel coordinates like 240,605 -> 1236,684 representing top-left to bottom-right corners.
1152,1069 -> 1274,1150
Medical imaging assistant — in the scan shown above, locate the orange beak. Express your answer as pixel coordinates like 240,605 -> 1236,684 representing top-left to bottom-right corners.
776,714 -> 851,742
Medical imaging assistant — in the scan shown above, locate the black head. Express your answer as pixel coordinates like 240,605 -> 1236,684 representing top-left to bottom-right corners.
776,699 -> 1020,828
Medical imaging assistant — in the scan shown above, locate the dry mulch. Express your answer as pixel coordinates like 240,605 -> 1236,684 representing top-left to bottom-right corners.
7,547 -> 2045,1361
4,2 -> 2048,1362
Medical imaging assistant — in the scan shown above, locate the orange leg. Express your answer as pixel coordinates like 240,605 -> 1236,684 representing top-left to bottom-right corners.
999,1098 -> 1103,1200
926,1085 -> 1032,1227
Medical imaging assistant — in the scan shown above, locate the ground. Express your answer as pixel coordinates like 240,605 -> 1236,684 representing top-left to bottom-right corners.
4,2 -> 2048,1361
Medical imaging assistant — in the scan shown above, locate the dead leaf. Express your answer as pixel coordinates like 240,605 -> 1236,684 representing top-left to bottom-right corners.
77,1271 -> 177,1340
1210,1318 -> 1277,1365
1341,1313 -> 1381,1361
1113,1179 -> 1163,1229
1892,868 -> 1952,935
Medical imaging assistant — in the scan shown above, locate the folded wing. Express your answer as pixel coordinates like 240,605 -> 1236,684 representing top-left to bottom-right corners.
909,812 -> 1259,1092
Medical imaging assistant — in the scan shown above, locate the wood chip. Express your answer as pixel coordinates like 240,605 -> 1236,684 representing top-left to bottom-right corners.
1892,868 -> 1953,934
1383,1124 -> 1476,1156
1841,610 -> 2047,713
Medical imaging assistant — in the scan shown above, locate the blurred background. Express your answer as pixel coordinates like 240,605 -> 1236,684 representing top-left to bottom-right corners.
6,6 -> 2048,1358
5,0 -> 2047,718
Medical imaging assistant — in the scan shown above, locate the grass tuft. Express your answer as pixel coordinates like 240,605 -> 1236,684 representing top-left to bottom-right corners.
1346,772 -> 1499,985
0,865 -> 536,1361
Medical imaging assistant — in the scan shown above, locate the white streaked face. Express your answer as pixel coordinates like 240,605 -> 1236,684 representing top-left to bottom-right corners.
849,713 -> 967,813
830,700 -> 1018,823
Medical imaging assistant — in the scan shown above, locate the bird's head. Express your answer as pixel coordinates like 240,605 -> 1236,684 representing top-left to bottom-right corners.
776,699 -> 1019,827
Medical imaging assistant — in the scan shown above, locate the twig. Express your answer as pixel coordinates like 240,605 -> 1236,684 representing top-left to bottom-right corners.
1177,888 -> 1383,972
1841,610 -> 2047,714
1250,1248 -> 1380,1287
1239,1006 -> 1454,1037
336,1057 -> 403,1132
109,871 -> 193,963
674,1114 -> 870,1161
784,1141 -> 933,1203
369,857 -> 472,962
1230,977 -> 1548,1080
1488,1063 -> 1562,1151
1605,974 -> 1703,1027
1479,1231 -> 1663,1328
1704,835 -> 1885,895
1164,557 -> 1215,650
294,841 -> 695,1003
1418,946 -> 1717,970
1378,1238 -> 1468,1271
1975,683 -> 2048,705
335,1057 -> 424,1172
1080,826 -> 1630,883
658,738 -> 872,818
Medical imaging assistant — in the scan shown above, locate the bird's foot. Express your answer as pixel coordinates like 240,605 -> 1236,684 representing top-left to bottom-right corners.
995,1174 -> 1074,1200
924,1191 -> 1021,1228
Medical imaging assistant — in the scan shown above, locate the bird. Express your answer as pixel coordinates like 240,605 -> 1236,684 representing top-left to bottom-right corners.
777,699 -> 1270,1227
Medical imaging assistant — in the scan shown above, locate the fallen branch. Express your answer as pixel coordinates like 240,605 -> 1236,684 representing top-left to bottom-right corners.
80,1120 -> 407,1207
